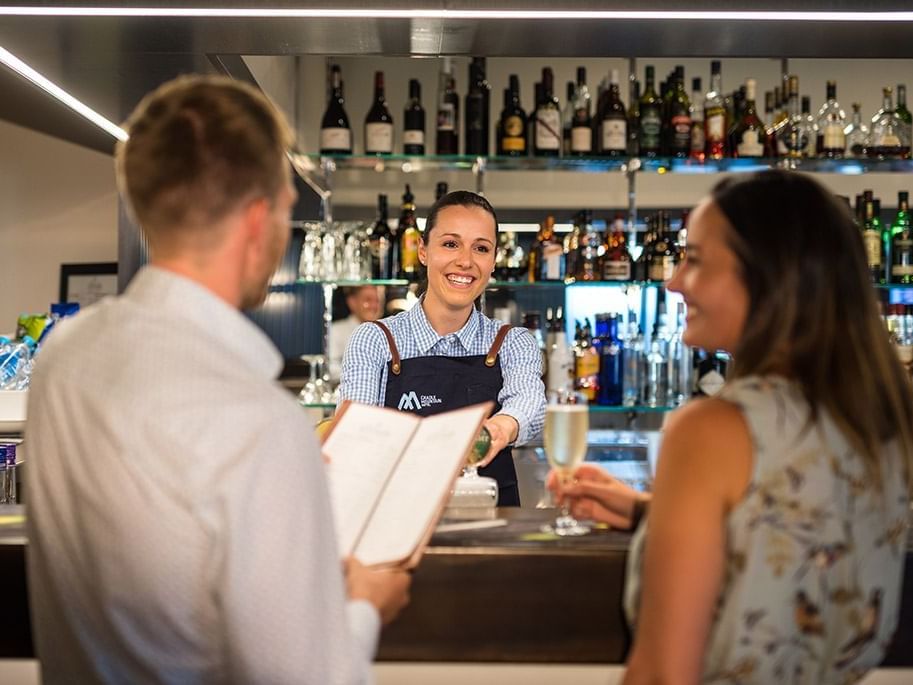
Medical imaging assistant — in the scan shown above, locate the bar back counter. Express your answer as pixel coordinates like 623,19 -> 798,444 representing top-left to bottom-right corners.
0,508 -> 910,666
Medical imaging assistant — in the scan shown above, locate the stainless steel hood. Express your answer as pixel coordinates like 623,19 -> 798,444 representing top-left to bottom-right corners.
2,1 -> 913,153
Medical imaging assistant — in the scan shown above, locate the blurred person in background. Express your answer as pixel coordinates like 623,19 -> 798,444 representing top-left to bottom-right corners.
329,285 -> 384,381
552,170 -> 912,683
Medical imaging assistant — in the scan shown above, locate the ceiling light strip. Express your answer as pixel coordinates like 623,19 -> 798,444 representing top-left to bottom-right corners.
0,8 -> 913,22
0,46 -> 128,141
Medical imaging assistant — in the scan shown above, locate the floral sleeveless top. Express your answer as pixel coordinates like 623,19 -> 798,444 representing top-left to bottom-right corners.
625,376 -> 910,683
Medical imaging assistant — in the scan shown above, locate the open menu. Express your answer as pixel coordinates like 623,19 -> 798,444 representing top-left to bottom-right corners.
322,401 -> 492,569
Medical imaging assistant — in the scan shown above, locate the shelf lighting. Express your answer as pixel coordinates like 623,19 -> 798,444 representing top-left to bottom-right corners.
0,46 -> 127,141
1,8 -> 913,21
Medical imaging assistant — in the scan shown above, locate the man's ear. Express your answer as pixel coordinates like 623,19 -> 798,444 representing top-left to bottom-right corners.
242,197 -> 270,250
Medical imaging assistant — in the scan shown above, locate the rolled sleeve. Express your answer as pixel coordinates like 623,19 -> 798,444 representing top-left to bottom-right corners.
338,323 -> 390,408
496,327 -> 547,445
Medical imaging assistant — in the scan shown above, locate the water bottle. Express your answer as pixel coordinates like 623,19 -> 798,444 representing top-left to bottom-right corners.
667,303 -> 693,406
0,336 -> 34,391
644,323 -> 669,408
622,312 -> 644,407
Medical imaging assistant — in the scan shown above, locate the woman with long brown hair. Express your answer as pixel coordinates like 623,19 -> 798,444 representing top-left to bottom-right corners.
554,170 -> 913,682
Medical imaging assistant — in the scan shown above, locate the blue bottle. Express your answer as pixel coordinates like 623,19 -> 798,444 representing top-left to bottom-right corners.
597,314 -> 624,406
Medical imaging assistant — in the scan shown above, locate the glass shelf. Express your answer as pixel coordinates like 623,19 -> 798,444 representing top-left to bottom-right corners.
269,279 -> 665,292
293,153 -> 913,175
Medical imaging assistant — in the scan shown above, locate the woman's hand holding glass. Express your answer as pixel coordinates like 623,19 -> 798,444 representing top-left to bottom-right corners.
547,463 -> 651,530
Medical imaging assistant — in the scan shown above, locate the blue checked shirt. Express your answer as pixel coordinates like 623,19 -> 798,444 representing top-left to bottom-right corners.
338,302 -> 546,445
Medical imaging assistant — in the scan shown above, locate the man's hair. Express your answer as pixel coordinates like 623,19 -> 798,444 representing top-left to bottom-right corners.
115,75 -> 295,239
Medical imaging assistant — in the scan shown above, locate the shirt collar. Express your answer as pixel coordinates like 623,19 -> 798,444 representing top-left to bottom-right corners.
126,266 -> 283,380
408,298 -> 481,354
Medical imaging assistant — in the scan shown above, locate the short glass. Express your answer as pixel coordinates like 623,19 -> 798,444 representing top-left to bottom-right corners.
542,390 -> 590,536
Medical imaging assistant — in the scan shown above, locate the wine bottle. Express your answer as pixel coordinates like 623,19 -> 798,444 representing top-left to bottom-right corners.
599,69 -> 627,156
498,74 -> 527,157
465,57 -> 490,155
403,78 -> 425,155
367,194 -> 393,279
398,184 -> 421,281
664,66 -> 692,158
365,71 -> 394,155
320,64 -> 352,155
534,67 -> 561,156
638,66 -> 662,157
435,57 -> 459,155
570,67 -> 593,156
703,60 -> 727,159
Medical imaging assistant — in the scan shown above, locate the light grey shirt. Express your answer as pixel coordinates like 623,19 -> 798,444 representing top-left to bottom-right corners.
25,266 -> 379,684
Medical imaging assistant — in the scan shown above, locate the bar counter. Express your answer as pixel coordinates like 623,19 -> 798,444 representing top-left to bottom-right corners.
0,508 -> 910,665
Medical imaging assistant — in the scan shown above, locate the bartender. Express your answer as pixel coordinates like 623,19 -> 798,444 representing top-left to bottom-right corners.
338,191 -> 546,506
328,285 -> 384,381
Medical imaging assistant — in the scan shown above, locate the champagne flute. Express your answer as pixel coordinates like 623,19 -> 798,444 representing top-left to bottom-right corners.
542,390 -> 590,536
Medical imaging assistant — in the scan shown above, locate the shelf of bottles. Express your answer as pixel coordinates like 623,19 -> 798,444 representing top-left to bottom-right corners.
268,279 -> 672,293
294,152 -> 913,177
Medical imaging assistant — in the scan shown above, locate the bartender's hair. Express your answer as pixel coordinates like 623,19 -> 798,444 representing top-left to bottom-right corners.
115,75 -> 294,242
423,190 -> 499,242
712,169 -> 913,491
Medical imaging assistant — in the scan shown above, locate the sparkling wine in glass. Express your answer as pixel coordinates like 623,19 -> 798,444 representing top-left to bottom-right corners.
542,391 -> 590,536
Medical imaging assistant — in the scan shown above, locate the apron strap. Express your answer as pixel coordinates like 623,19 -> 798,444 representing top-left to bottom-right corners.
371,321 -> 402,375
485,325 -> 513,367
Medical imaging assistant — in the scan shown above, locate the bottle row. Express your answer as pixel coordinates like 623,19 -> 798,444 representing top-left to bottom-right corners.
857,190 -> 913,284
319,59 -> 913,160
528,303 -> 727,409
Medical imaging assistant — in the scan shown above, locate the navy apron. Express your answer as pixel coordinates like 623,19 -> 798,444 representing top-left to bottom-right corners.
373,321 -> 520,507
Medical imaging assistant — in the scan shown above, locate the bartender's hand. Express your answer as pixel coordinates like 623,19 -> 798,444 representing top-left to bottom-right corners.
344,558 -> 411,625
547,463 -> 651,529
480,414 -> 519,467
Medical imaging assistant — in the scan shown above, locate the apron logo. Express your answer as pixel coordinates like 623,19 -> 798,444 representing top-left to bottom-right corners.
397,391 -> 443,410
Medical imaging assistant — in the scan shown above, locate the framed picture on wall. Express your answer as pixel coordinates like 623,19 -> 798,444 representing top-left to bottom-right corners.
59,262 -> 118,307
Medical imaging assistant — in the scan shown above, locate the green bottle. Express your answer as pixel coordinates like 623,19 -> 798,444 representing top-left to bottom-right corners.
892,191 -> 913,284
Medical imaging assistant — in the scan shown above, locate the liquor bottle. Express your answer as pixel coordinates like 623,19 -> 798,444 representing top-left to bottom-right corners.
435,181 -> 449,201
563,213 -> 585,282
892,191 -> 913,284
465,57 -> 490,155
598,69 -> 627,156
690,77 -> 705,161
870,87 -> 911,159
601,215 -> 633,281
365,71 -> 394,155
503,231 -> 527,281
664,66 -> 692,158
781,76 -> 809,159
435,58 -> 459,155
844,102 -> 870,158
403,79 -> 425,155
703,60 -> 727,159
534,68 -> 562,156
546,307 -> 575,394
621,311 -> 644,406
576,211 -> 601,281
816,80 -> 846,158
638,66 -> 663,157
367,194 -> 393,279
862,194 -> 883,284
562,81 -> 575,156
398,185 -> 420,280
522,312 -> 548,382
530,215 -> 566,281
574,318 -> 600,402
644,317 -> 670,408
897,84 -> 912,146
569,67 -> 593,156
799,97 -> 818,157
627,80 -> 641,157
666,302 -> 693,407
528,82 -> 541,154
597,314 -> 623,406
647,212 -> 676,282
319,64 -> 352,155
728,78 -> 768,159
498,74 -> 527,157
633,220 -> 654,281
693,349 -> 727,397
764,90 -> 775,122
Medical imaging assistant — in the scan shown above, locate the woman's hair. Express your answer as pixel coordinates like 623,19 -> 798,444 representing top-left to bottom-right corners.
418,190 -> 498,299
711,169 -> 913,490
423,190 -> 499,242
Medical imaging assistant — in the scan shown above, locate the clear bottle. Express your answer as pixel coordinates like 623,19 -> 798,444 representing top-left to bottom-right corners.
576,210 -> 601,282
870,87 -> 911,159
666,302 -> 693,406
570,67 -> 593,156
780,76 -> 808,158
644,324 -> 669,408
844,102 -> 870,158
622,312 -> 644,407
703,60 -> 727,159
319,64 -> 352,154
546,307 -> 575,394
815,80 -> 846,158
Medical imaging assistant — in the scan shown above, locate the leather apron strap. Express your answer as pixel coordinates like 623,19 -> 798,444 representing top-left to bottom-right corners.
484,324 -> 513,367
372,321 -> 402,375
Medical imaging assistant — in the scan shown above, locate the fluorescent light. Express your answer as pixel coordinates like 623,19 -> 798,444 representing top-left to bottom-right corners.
0,8 -> 912,22
0,46 -> 127,141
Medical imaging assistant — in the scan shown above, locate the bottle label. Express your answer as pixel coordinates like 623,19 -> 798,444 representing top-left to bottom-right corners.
401,231 -> 420,270
575,352 -> 600,381
736,129 -> 765,157
698,369 -> 725,396
690,121 -> 705,153
640,110 -> 662,149
571,126 -> 593,153
365,122 -> 393,153
503,136 -> 526,152
320,127 -> 351,152
648,256 -> 675,281
403,129 -> 425,146
437,103 -> 455,132
601,119 -> 627,151
822,123 -> 846,150
504,115 -> 524,137
893,263 -> 913,276
863,229 -> 882,267
535,109 -> 561,150
671,114 -> 692,149
602,259 -> 632,280
705,113 -> 725,142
